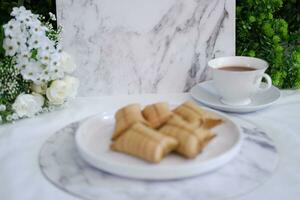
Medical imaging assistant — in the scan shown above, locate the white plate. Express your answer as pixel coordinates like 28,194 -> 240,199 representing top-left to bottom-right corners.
190,80 -> 281,113
75,106 -> 242,180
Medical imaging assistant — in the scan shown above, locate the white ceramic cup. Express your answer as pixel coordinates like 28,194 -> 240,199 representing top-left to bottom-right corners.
208,56 -> 272,106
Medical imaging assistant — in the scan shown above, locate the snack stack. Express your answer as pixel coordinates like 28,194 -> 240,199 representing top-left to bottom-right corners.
110,101 -> 223,163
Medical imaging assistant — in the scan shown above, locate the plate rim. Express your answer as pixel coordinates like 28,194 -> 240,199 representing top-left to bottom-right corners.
190,80 -> 281,113
75,105 -> 243,180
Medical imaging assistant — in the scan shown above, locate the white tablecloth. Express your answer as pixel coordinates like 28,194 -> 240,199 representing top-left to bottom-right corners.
0,91 -> 300,200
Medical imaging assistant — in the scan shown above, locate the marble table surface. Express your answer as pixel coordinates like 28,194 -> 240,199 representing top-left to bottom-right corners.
0,91 -> 300,200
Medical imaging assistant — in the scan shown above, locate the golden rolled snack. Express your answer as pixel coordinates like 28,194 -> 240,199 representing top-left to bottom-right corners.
159,116 -> 201,158
174,101 -> 223,129
112,104 -> 148,140
142,102 -> 173,128
111,123 -> 178,163
194,128 -> 216,152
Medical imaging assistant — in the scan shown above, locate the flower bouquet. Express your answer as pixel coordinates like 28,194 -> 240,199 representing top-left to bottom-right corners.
0,7 -> 79,123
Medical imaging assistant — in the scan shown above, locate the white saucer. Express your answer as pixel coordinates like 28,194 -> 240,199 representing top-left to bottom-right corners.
75,106 -> 242,180
190,80 -> 281,113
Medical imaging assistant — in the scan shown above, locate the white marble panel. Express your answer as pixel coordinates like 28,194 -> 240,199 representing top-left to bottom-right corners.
57,0 -> 235,96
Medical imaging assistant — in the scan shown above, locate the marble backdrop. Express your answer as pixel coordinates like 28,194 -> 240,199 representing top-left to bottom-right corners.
56,0 -> 235,96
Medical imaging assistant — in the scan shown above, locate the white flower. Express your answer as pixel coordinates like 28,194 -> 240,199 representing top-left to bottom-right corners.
49,12 -> 56,21
0,104 -> 6,111
46,76 -> 79,105
6,115 -> 12,121
3,19 -> 22,37
56,42 -> 63,53
46,80 -> 69,105
12,93 -> 44,118
49,52 -> 61,68
32,93 -> 45,106
15,56 -> 29,70
31,83 -> 47,94
15,36 -> 27,53
11,113 -> 19,120
59,52 -> 77,73
27,34 -> 43,50
27,20 -> 45,36
63,75 -> 79,98
2,6 -> 71,84
20,60 -> 44,83
38,49 -> 51,65
11,6 -> 27,17
3,38 -> 18,56
39,37 -> 55,52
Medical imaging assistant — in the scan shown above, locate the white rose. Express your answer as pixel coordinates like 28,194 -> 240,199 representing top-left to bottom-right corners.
12,93 -> 44,118
63,76 -> 79,98
32,93 -> 45,106
31,83 -> 47,94
46,80 -> 69,105
46,76 -> 79,105
59,51 -> 77,73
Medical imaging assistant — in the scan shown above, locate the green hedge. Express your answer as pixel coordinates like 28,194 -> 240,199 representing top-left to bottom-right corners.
237,0 -> 300,89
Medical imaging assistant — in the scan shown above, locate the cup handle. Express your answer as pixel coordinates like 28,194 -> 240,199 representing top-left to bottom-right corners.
258,73 -> 272,92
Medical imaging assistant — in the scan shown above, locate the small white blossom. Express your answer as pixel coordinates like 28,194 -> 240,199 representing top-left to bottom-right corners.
38,49 -> 51,65
11,6 -> 27,18
3,38 -> 18,56
0,104 -> 6,111
27,19 -> 45,33
42,107 -> 49,112
27,34 -> 43,50
48,106 -> 55,112
39,37 -> 55,52
15,56 -> 29,70
11,113 -> 19,120
49,66 -> 64,80
6,115 -> 12,121
20,61 -> 44,83
3,19 -> 22,37
49,12 -> 56,21
15,36 -> 27,51
49,52 -> 61,67
11,6 -> 24,17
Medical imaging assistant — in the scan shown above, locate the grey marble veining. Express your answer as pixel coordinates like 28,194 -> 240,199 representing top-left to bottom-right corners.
56,0 -> 235,96
39,118 -> 278,200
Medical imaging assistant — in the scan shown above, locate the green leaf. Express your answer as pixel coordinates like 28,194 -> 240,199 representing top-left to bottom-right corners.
31,48 -> 38,60
18,0 -> 24,6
